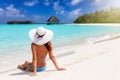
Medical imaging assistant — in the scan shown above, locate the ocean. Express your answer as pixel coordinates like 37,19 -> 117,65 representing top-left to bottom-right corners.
0,24 -> 120,72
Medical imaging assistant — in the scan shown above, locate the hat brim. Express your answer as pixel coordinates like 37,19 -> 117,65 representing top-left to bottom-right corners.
29,29 -> 53,45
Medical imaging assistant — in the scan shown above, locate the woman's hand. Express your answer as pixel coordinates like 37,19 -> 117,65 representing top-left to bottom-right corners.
29,72 -> 37,77
57,67 -> 66,71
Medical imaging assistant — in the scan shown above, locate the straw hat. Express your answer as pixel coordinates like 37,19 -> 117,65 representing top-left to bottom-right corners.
29,27 -> 53,45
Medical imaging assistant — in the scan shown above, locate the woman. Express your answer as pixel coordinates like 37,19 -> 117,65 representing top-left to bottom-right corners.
18,27 -> 65,76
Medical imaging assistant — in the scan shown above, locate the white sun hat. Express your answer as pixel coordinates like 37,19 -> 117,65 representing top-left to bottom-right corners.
29,27 -> 53,45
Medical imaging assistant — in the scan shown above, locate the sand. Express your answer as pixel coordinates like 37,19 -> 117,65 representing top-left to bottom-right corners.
65,23 -> 120,27
0,35 -> 120,80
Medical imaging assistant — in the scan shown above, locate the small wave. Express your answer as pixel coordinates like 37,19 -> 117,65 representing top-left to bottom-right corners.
86,35 -> 111,44
86,33 -> 120,44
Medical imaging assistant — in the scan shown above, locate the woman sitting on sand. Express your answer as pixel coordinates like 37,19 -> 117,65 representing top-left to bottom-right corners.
18,27 -> 65,76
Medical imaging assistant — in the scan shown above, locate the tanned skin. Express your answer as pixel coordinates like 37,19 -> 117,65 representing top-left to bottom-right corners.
18,42 -> 65,76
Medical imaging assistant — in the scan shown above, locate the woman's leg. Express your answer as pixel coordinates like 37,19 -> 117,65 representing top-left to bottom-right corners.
17,64 -> 26,70
18,43 -> 38,71
25,43 -> 38,72
31,43 -> 38,72
25,61 -> 33,71
17,61 -> 33,71
17,61 -> 28,70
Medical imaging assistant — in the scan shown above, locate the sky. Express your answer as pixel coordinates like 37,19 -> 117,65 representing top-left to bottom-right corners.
0,0 -> 120,23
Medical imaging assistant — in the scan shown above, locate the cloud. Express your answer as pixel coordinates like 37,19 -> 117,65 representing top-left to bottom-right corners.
68,8 -> 81,18
24,0 -> 38,7
53,1 -> 66,15
108,0 -> 120,8
6,5 -> 25,17
0,4 -> 25,18
53,1 -> 61,10
44,0 -> 50,6
93,0 -> 120,10
60,10 -> 65,14
93,0 -> 104,5
70,0 -> 82,6
0,8 -> 4,16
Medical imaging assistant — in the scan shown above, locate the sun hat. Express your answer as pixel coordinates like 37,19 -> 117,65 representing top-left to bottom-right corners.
29,27 -> 53,45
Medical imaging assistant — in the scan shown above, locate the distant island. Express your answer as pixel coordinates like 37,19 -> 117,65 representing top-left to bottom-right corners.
7,20 -> 34,24
6,16 -> 60,24
74,7 -> 120,23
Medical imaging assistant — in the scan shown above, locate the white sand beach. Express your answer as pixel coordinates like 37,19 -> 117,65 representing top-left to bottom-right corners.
0,35 -> 120,80
65,23 -> 120,26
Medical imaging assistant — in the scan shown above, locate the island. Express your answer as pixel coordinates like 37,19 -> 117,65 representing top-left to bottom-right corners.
7,20 -> 34,24
74,7 -> 120,23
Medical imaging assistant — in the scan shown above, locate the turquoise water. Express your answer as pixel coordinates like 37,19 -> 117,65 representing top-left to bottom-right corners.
0,24 -> 120,71
0,24 -> 120,55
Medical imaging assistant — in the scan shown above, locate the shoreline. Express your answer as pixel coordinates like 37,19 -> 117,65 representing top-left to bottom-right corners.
1,32 -> 120,73
0,34 -> 120,79
64,23 -> 120,26
0,42 -> 85,74
0,23 -> 120,25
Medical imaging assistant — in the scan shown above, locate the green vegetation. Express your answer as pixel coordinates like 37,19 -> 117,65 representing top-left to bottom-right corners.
7,20 -> 34,24
74,7 -> 120,23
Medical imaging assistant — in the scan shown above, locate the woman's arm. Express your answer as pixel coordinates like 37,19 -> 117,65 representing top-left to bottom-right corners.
30,43 -> 37,76
48,50 -> 66,70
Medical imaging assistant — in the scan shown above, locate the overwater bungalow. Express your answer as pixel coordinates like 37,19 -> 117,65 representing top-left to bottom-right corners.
47,16 -> 60,25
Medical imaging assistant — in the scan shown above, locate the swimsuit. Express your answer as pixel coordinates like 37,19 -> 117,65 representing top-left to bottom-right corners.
37,66 -> 46,72
27,63 -> 46,72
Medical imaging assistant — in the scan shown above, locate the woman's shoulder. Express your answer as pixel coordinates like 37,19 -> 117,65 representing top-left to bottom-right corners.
48,41 -> 52,45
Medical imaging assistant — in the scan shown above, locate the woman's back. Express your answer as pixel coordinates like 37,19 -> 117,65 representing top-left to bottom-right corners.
36,44 -> 48,68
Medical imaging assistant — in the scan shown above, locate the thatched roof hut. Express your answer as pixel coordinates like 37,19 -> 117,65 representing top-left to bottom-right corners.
47,16 -> 60,24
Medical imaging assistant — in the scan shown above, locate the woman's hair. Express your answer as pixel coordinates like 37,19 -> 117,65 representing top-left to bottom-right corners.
44,42 -> 52,51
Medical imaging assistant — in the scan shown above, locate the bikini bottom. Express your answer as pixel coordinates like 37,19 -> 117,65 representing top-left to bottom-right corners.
37,66 -> 46,72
